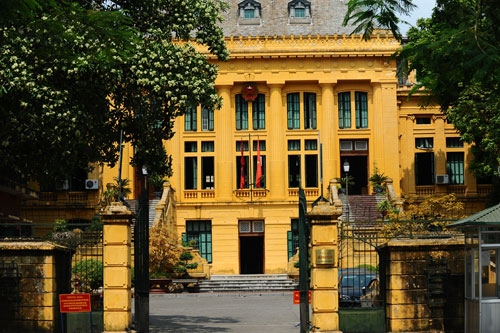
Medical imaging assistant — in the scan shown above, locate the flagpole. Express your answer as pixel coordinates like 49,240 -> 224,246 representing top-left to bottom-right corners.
249,133 -> 253,202
319,130 -> 323,198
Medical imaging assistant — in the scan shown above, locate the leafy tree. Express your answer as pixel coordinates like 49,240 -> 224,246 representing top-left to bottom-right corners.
0,0 -> 228,184
344,0 -> 500,183
381,194 -> 465,237
149,223 -> 181,278
343,0 -> 416,41
401,0 -> 500,179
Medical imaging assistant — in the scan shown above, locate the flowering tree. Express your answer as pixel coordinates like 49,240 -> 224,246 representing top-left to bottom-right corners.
0,0 -> 229,183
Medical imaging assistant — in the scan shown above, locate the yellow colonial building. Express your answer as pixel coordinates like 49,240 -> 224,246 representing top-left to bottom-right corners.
104,0 -> 488,276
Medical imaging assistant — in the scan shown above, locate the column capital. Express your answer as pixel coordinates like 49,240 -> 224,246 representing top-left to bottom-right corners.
308,202 -> 341,223
102,202 -> 133,218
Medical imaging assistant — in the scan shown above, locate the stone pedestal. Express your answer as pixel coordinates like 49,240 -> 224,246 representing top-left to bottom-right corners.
101,202 -> 133,332
308,202 -> 342,333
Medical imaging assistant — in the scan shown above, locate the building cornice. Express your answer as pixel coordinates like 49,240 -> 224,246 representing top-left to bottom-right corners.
221,33 -> 399,59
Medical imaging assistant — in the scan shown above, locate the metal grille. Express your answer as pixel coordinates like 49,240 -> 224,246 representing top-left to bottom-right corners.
0,261 -> 20,322
239,221 -> 251,232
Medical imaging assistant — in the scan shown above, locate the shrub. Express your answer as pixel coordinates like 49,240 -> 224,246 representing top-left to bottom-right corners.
72,259 -> 103,292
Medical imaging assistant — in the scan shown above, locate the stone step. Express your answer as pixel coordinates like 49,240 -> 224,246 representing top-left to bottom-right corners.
199,275 -> 298,293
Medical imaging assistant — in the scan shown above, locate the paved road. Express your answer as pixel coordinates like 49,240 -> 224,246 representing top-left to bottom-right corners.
144,292 -> 301,332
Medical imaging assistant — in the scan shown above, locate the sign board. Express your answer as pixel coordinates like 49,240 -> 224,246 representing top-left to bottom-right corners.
316,249 -> 335,265
59,293 -> 92,313
293,290 -> 311,304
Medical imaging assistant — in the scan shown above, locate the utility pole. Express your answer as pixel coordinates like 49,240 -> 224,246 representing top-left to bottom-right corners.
298,187 -> 309,333
134,167 -> 149,332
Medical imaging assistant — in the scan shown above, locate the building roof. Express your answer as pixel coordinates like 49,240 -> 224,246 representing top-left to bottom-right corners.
449,203 -> 500,228
221,0 -> 357,37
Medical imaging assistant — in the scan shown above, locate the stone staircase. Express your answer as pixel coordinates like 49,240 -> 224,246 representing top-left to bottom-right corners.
199,274 -> 298,293
341,194 -> 385,224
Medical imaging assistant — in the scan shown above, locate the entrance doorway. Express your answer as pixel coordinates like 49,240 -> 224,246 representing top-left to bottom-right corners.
239,235 -> 264,274
341,155 -> 368,195
239,220 -> 264,274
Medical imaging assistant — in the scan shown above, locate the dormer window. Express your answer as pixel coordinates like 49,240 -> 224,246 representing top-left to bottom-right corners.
288,0 -> 312,24
238,0 -> 262,25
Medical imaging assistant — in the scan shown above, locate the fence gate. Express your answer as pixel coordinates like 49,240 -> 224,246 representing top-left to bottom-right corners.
68,223 -> 104,332
338,220 -> 386,333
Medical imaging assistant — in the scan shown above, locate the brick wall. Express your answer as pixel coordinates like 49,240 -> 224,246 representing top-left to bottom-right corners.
0,241 -> 72,332
379,237 -> 465,333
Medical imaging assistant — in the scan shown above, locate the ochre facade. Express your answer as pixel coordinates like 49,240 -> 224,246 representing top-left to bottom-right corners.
103,0 -> 487,276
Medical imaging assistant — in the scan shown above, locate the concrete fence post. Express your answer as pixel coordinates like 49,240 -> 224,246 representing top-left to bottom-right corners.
308,201 -> 342,333
101,202 -> 133,332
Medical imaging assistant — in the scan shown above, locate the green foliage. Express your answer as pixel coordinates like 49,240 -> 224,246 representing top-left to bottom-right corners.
49,219 -> 82,248
356,264 -> 378,272
369,167 -> 389,193
336,175 -> 356,188
53,219 -> 68,232
0,0 -> 228,183
381,194 -> 465,237
376,200 -> 393,213
72,259 -> 103,291
343,0 -> 416,41
173,250 -> 199,277
398,0 -> 500,182
103,177 -> 132,204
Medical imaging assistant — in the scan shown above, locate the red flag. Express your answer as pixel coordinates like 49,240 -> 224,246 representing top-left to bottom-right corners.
255,137 -> 262,188
240,140 -> 245,189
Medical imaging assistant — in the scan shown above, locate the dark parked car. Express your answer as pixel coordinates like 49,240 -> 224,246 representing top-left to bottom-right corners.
360,278 -> 382,307
339,268 -> 377,307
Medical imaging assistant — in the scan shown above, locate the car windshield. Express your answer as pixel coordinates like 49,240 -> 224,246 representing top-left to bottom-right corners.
341,274 -> 375,288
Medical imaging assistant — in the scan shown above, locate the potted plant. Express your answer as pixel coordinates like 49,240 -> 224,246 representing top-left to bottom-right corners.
376,200 -> 393,219
149,173 -> 167,199
369,168 -> 389,194
335,175 -> 355,194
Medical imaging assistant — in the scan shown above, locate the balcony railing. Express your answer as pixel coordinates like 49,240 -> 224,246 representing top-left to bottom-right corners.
183,190 -> 215,200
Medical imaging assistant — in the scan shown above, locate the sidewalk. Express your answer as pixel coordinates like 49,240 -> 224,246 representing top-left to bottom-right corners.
145,292 -> 301,332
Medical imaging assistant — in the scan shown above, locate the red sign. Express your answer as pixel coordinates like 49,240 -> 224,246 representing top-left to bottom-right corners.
293,290 -> 311,304
59,293 -> 92,313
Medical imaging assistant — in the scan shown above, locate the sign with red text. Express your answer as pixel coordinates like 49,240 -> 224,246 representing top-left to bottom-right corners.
293,290 -> 311,304
59,293 -> 92,313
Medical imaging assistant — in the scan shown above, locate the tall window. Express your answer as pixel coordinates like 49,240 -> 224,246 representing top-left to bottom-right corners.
304,92 -> 317,129
184,106 -> 197,131
338,92 -> 351,129
355,91 -> 368,128
236,140 -> 266,188
415,152 -> 434,186
183,220 -> 212,263
287,92 -> 316,130
184,157 -> 197,189
252,94 -> 266,130
236,94 -> 249,130
287,219 -> 299,259
202,157 -> 214,189
287,93 -> 300,129
201,106 -> 214,131
305,139 -> 318,188
184,141 -> 215,190
287,139 -> 318,188
447,152 -> 464,184
288,155 -> 301,188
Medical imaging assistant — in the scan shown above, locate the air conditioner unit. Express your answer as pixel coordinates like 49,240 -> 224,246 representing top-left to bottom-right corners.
85,179 -> 99,190
436,174 -> 449,185
56,180 -> 69,190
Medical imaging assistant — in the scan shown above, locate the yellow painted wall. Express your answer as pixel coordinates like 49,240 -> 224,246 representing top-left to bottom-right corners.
104,33 -> 484,275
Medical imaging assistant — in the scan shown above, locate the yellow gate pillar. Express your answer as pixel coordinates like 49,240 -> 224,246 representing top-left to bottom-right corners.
308,201 -> 342,332
101,202 -> 133,332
